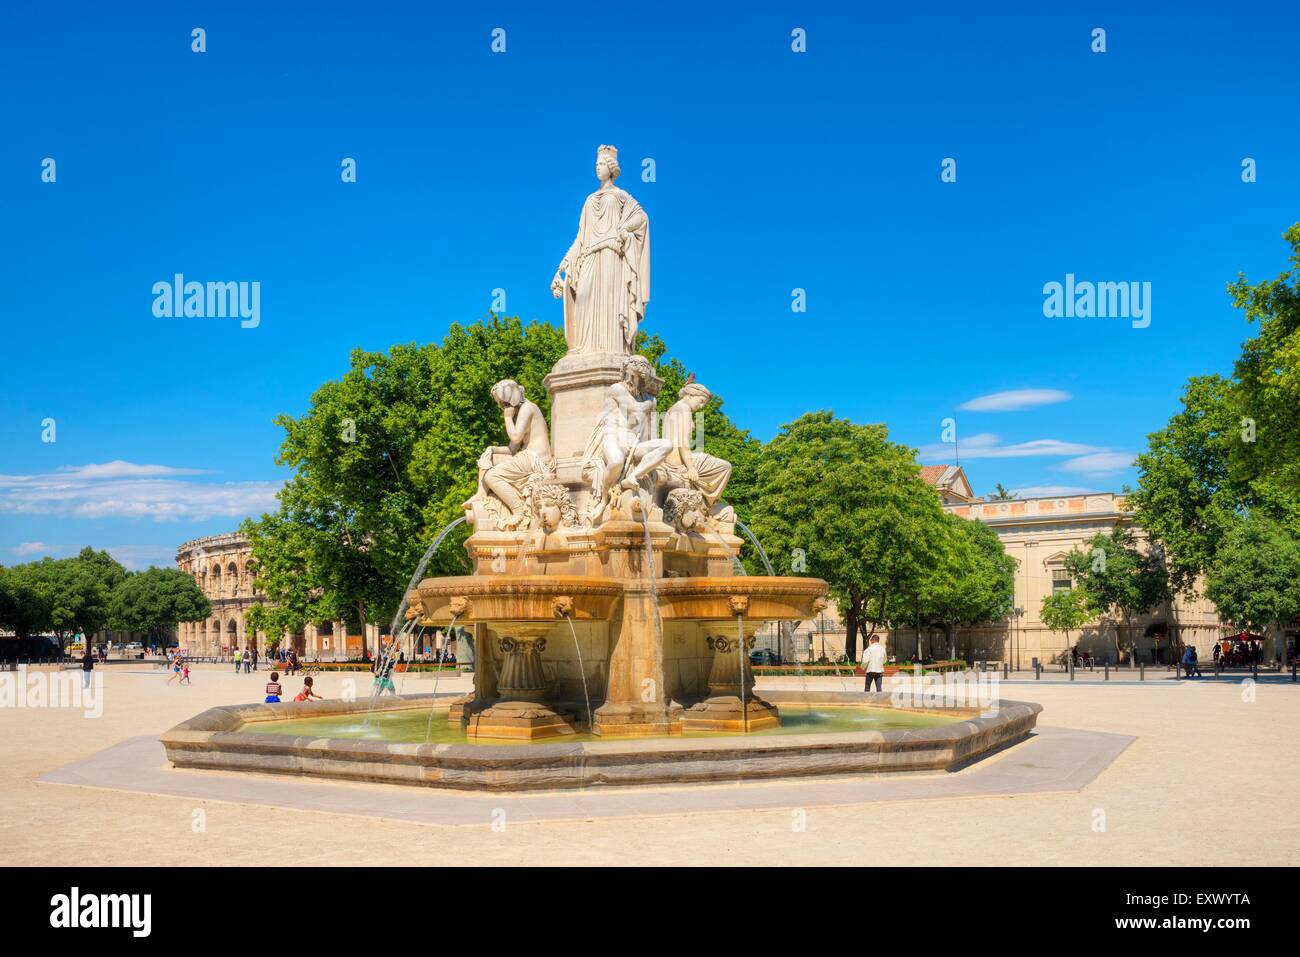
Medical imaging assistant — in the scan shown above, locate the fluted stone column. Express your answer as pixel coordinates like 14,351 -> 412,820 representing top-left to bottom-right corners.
465,623 -> 575,741
683,610 -> 780,732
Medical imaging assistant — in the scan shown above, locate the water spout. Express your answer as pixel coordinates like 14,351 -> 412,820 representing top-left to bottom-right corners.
387,515 -> 467,638
558,610 -> 594,733
423,615 -> 458,743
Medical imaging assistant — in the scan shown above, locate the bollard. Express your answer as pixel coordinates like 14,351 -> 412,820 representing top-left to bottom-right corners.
1292,661 -> 1297,682
1140,662 -> 1145,681
1070,658 -> 1075,681
1003,662 -> 1009,680
1035,662 -> 1041,680
1104,662 -> 1109,681
1175,662 -> 1181,680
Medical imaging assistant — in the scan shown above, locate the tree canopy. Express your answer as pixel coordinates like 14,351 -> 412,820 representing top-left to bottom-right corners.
0,548 -> 127,647
107,568 -> 211,640
918,512 -> 1016,659
1203,515 -> 1300,634
1130,224 -> 1300,596
746,411 -> 950,662
1063,528 -> 1170,660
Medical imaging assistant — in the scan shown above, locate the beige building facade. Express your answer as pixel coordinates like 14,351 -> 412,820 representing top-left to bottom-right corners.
764,474 -> 1243,667
945,491 -> 1224,667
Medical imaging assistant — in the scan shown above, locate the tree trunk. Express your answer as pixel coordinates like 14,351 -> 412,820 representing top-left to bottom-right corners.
356,600 -> 368,660
914,601 -> 922,662
844,600 -> 860,664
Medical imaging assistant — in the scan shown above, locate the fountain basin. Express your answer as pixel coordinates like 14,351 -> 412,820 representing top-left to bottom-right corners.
160,691 -> 1041,791
413,574 -> 623,624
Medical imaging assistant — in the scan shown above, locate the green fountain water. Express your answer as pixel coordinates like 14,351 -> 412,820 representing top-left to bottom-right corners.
246,703 -> 960,746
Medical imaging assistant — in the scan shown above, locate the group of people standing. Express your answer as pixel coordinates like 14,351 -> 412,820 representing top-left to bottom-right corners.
232,647 -> 258,673
231,646 -> 304,675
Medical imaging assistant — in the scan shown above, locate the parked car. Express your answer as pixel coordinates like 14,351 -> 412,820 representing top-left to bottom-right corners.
749,649 -> 781,666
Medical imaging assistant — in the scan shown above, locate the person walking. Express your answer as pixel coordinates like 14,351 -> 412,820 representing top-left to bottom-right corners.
80,648 -> 95,690
233,648 -> 242,673
1182,643 -> 1202,678
250,646 -> 258,673
243,647 -> 252,674
862,634 -> 887,693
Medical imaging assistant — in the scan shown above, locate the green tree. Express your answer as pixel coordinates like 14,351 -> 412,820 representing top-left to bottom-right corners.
1130,224 -> 1300,591
748,411 -> 946,662
1228,224 -> 1300,530
107,567 -> 211,643
1064,528 -> 1170,662
920,513 -> 1016,660
989,483 -> 1018,502
1040,588 -> 1095,663
1127,375 -> 1245,596
1204,515 -> 1300,635
0,563 -> 54,640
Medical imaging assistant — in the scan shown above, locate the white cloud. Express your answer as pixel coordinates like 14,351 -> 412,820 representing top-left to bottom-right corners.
0,461 -> 281,523
919,433 -> 1102,462
60,461 -> 208,480
13,541 -> 55,556
1057,452 -> 1136,476
1008,485 -> 1097,498
104,544 -> 179,570
958,389 -> 1071,412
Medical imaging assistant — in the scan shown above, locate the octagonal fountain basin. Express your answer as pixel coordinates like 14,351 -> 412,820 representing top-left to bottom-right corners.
160,691 -> 1042,791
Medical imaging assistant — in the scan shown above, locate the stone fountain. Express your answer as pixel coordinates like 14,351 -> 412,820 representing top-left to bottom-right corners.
412,143 -> 828,740
160,145 -> 1041,789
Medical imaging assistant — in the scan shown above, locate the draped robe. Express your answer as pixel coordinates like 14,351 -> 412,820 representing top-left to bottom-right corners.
559,186 -> 650,354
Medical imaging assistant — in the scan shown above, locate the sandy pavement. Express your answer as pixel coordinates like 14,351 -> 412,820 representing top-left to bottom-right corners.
1,663 -> 1296,866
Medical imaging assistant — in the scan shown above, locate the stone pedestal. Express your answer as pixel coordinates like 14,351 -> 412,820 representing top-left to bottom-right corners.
545,352 -> 656,460
682,620 -> 780,733
466,624 -> 575,741
592,579 -> 675,737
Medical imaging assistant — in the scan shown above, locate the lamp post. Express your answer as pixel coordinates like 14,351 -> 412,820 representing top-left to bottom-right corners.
1013,606 -> 1025,672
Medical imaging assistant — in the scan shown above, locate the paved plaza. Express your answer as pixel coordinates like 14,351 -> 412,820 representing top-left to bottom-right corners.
2,664 -> 1297,866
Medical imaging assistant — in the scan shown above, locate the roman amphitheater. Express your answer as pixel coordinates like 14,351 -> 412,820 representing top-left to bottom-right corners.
174,533 -> 362,658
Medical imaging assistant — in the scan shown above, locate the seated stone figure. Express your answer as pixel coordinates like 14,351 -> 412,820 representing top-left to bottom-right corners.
658,380 -> 732,508
464,379 -> 555,531
580,355 -> 671,522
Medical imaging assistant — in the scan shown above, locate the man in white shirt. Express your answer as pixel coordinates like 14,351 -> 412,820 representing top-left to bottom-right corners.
862,634 -> 887,692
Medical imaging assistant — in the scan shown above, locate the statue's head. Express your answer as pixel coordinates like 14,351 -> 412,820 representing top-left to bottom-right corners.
678,382 -> 712,412
527,481 -> 579,533
664,488 -> 709,532
596,145 -> 620,183
621,355 -> 655,392
490,379 -> 525,409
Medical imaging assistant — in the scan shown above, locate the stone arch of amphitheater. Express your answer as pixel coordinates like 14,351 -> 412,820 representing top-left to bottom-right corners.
175,533 -> 359,658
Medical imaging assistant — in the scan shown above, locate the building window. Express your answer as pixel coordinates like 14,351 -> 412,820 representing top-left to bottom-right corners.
1051,567 -> 1072,595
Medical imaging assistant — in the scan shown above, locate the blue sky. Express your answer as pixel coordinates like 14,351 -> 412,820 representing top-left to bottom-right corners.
2,1 -> 1298,568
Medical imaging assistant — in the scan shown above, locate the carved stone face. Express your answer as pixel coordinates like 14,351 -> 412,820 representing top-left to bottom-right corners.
539,503 -> 562,533
678,507 -> 704,530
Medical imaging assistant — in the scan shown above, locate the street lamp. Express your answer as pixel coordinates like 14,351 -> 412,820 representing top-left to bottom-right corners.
1013,606 -> 1025,672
